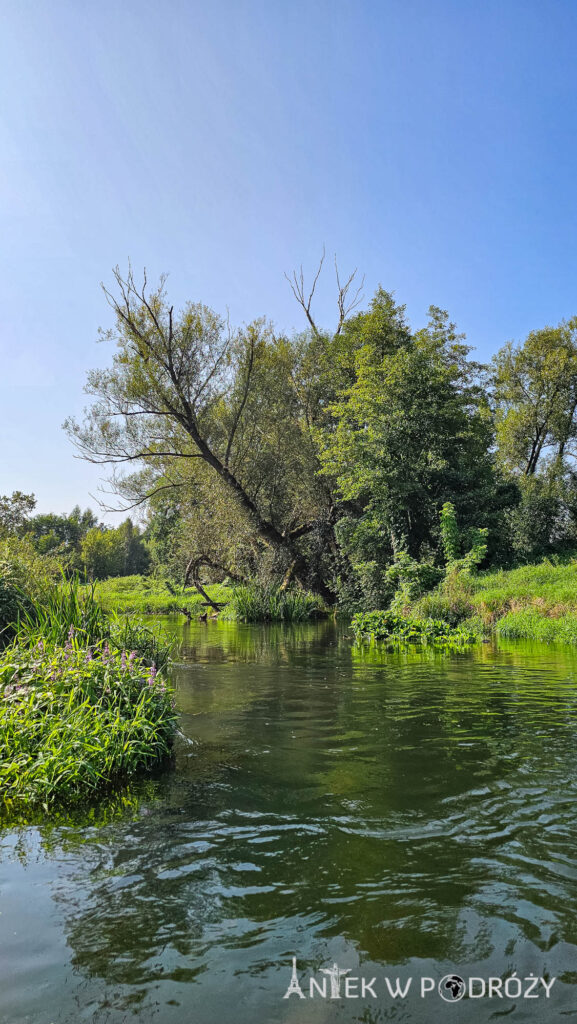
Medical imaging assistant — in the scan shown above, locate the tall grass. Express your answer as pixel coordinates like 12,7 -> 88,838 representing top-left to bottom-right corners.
18,578 -> 175,670
0,577 -> 178,817
496,608 -> 577,644
0,535 -> 60,643
230,584 -> 325,623
19,579 -> 107,645
0,639 -> 177,813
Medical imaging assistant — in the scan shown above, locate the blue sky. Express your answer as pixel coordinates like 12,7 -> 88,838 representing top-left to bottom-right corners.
1,0 -> 577,521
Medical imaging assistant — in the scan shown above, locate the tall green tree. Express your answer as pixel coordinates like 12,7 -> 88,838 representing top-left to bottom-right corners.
26,506 -> 99,556
492,319 -> 577,559
317,304 -> 500,602
492,319 -> 577,475
80,518 -> 149,579
0,492 -> 36,536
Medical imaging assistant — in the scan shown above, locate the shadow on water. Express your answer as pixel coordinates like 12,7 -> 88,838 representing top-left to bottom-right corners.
3,619 -> 577,1022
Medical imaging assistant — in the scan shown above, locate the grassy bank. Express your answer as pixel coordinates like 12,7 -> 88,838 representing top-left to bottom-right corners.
83,558 -> 577,643
85,576 -> 326,623
409,557 -> 577,645
83,575 -> 233,615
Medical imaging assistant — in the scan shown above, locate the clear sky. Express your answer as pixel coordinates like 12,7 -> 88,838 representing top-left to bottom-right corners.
1,0 -> 577,521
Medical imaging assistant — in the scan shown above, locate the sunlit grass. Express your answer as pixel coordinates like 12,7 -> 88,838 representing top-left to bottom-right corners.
0,637 -> 177,815
408,557 -> 577,645
496,608 -> 577,644
83,575 -> 233,615
0,579 -> 178,817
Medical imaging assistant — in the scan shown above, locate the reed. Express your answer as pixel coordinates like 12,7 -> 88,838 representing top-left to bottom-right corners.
230,584 -> 325,623
17,577 -> 175,670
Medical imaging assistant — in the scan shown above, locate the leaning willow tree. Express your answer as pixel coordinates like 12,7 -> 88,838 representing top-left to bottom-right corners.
67,262 -> 498,603
65,262 -> 364,600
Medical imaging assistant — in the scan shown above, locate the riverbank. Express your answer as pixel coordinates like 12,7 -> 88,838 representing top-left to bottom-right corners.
83,577 -> 326,622
405,557 -> 577,644
82,575 -> 233,615
84,558 -> 577,645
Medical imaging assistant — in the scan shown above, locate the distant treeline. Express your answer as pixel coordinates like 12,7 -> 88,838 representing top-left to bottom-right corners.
0,494 -> 148,579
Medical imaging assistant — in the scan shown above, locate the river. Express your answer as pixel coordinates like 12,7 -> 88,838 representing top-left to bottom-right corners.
2,619 -> 577,1023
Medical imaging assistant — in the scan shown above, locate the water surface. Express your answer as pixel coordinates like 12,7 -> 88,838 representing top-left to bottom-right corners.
2,620 -> 577,1023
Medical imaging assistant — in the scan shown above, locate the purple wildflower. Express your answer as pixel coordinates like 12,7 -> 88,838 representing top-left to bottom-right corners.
121,651 -> 127,671
147,664 -> 157,687
128,650 -> 137,669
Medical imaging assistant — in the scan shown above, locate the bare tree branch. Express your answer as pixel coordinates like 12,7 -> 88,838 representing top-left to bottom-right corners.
224,327 -> 257,469
285,249 -> 365,336
284,249 -> 325,337
334,256 -> 365,336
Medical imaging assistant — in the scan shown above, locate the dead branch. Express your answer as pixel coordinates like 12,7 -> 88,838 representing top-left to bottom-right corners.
284,249 -> 325,337
334,256 -> 365,335
285,250 -> 365,336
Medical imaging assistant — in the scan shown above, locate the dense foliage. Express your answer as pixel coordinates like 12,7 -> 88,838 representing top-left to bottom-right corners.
0,494 -> 148,580
59,265 -> 577,612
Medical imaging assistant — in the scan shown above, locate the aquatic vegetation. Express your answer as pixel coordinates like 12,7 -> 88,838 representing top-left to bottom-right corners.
0,578 -> 178,817
0,636 -> 177,814
230,584 -> 325,623
351,610 -> 478,648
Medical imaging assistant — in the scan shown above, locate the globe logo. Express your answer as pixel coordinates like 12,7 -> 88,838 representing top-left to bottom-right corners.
438,974 -> 466,1002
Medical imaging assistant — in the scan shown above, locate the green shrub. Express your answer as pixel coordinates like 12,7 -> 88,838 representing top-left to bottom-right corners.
386,551 -> 443,609
0,536 -> 59,643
